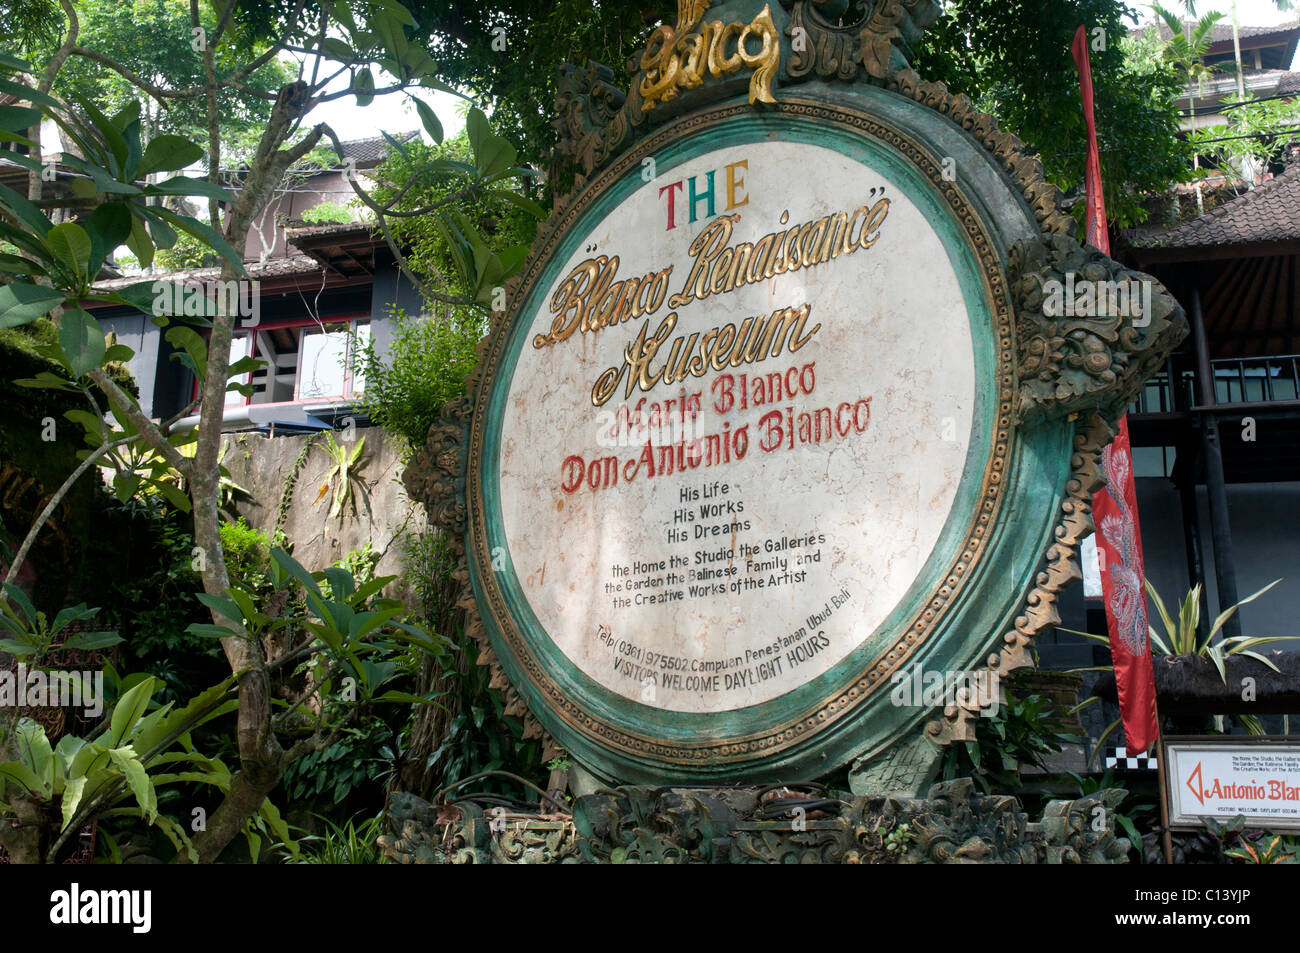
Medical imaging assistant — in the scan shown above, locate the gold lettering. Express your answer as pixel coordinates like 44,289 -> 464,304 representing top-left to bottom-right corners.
640,4 -> 779,111
859,198 -> 890,248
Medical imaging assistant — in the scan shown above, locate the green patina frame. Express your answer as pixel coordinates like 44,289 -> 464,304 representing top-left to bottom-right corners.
463,88 -> 1078,785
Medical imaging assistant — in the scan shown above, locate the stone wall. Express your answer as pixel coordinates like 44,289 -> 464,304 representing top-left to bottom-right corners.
219,426 -> 424,592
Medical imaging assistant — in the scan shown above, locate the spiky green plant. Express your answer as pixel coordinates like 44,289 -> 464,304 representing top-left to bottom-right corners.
318,432 -> 367,520
1066,578 -> 1295,758
298,814 -> 388,864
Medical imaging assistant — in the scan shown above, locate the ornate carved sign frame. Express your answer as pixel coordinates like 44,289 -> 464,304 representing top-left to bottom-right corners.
405,0 -> 1186,790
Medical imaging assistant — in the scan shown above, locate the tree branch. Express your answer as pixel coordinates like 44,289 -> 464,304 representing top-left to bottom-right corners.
68,47 -> 184,105
84,368 -> 191,474
317,123 -> 479,306
29,0 -> 80,202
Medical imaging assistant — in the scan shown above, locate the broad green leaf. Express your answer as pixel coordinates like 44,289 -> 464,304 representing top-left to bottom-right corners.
77,97 -> 128,174
0,282 -> 63,329
259,798 -> 301,861
0,104 -> 41,134
125,214 -> 155,270
0,250 -> 47,277
187,622 -> 238,639
245,828 -> 261,864
145,211 -> 178,250
13,371 -> 76,391
17,719 -> 53,791
372,10 -> 410,61
107,747 -> 156,823
105,677 -> 157,748
136,135 -> 204,179
486,189 -> 547,219
272,547 -> 321,596
58,308 -> 106,377
55,154 -> 143,195
152,814 -> 197,862
114,473 -> 141,503
0,183 -> 51,236
412,96 -> 443,145
60,630 -> 124,651
467,107 -> 516,177
354,67 -> 375,107
84,202 -> 133,276
144,176 -> 231,203
150,207 -> 244,275
165,325 -> 208,382
196,592 -> 244,627
0,761 -> 43,795
320,37 -> 355,61
44,222 -> 92,284
322,566 -> 355,602
376,690 -> 445,707
0,76 -> 60,110
418,75 -> 464,97
60,775 -> 87,831
132,676 -> 236,756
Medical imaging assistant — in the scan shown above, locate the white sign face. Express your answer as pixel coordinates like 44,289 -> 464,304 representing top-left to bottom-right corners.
1167,742 -> 1300,830
496,140 -> 977,713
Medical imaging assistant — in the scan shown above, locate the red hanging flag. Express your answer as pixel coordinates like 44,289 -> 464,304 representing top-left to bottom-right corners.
1071,25 -> 1110,254
1093,419 -> 1160,755
1071,25 -> 1159,755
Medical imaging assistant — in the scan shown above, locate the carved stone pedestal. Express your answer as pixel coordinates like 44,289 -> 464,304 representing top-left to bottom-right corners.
379,779 -> 1132,864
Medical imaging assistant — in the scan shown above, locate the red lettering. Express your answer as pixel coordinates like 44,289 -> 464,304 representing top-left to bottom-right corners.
659,180 -> 684,231
854,397 -> 872,432
712,373 -> 735,414
561,455 -> 586,493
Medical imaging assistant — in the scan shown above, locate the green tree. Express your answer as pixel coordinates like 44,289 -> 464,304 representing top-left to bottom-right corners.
913,0 -> 1194,228
0,0 -> 537,863
408,0 -> 663,174
30,0 -> 296,162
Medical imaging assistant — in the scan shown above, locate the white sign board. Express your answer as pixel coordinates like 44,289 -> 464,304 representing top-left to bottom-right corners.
1165,740 -> 1300,831
498,139 -> 976,713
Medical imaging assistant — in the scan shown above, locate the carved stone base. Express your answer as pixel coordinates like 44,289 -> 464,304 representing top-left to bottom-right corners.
848,731 -> 944,797
379,779 -> 1131,864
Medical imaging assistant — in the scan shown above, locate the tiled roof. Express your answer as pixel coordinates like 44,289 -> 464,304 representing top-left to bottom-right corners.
1156,19 -> 1300,44
1128,167 -> 1300,250
338,130 -> 420,165
92,255 -> 322,292
285,221 -> 376,242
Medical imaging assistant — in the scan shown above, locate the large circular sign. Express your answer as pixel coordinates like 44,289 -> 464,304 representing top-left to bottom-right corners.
467,99 -> 1023,783
502,137 -> 974,712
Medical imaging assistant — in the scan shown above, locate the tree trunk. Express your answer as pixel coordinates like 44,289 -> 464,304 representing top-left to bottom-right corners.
179,82 -> 322,863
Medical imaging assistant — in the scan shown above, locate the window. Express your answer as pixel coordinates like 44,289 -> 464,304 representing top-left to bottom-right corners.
205,314 -> 368,407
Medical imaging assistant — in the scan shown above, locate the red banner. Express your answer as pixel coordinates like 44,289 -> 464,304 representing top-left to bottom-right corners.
1072,25 -> 1159,754
1071,26 -> 1110,254
1093,418 -> 1159,755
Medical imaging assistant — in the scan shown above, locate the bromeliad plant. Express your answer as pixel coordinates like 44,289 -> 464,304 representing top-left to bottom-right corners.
1143,579 -> 1295,682
314,432 -> 368,521
1068,578 -> 1296,754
